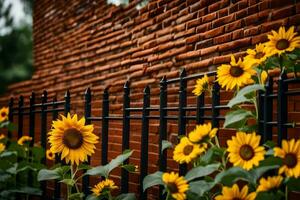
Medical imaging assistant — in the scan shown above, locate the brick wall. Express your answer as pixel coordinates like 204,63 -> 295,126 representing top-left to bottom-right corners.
1,0 -> 300,199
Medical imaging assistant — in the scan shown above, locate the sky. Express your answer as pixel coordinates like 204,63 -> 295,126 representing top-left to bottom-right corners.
0,0 -> 31,35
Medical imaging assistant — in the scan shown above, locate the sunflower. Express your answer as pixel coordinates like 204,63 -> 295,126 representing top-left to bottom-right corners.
188,123 -> 218,144
256,176 -> 283,192
0,134 -> 5,140
46,149 -> 55,161
162,172 -> 189,200
0,143 -> 5,153
266,26 -> 300,56
227,132 -> 265,170
244,43 -> 269,67
215,184 -> 256,200
91,179 -> 118,197
217,55 -> 256,91
260,70 -> 268,85
192,75 -> 209,96
274,139 -> 300,178
0,107 -> 9,123
173,137 -> 207,164
17,136 -> 32,146
48,113 -> 98,165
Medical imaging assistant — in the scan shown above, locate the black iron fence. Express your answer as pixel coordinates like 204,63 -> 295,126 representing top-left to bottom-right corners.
6,69 -> 300,200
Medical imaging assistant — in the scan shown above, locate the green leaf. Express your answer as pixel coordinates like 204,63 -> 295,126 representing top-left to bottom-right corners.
69,193 -> 85,200
259,156 -> 282,167
249,165 -> 280,183
189,180 -> 215,197
143,171 -> 163,192
228,84 -> 265,108
8,187 -> 42,196
256,191 -> 284,200
115,193 -> 136,200
286,177 -> 300,192
161,140 -> 173,153
198,146 -> 225,166
77,163 -> 92,171
264,141 -> 276,149
86,150 -> 133,178
184,163 -> 220,181
265,56 -> 280,70
7,123 -> 16,132
6,163 -> 18,174
214,167 -> 253,186
31,147 -> 45,163
223,109 -> 254,129
122,164 -> 137,173
37,168 -> 60,181
0,151 -> 17,158
60,178 -> 75,186
86,194 -> 99,200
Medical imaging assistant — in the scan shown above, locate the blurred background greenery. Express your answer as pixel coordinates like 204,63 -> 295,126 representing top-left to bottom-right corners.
0,0 -> 33,94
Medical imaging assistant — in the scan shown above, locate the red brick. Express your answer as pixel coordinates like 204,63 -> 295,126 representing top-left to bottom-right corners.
272,5 -> 295,20
269,0 -> 294,8
258,10 -> 271,21
203,26 -> 224,39
238,0 -> 248,10
229,3 -> 238,13
202,12 -> 217,23
232,29 -> 244,40
187,18 -> 202,29
201,46 -> 218,56
212,13 -> 235,28
195,39 -> 213,49
186,34 -> 201,44
289,14 -> 300,26
213,32 -> 232,44
196,23 -> 211,33
261,19 -> 288,33
236,9 -> 248,19
218,7 -> 229,18
243,13 -> 259,26
297,3 -> 300,14
219,38 -> 251,51
248,4 -> 258,15
213,54 -> 231,64
225,20 -> 242,32
244,26 -> 261,37
251,34 -> 268,45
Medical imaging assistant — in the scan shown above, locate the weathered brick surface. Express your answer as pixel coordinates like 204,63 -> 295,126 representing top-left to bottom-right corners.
1,0 -> 300,198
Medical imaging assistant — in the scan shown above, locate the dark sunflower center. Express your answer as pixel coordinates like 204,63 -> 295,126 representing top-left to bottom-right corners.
239,145 -> 254,161
284,153 -> 297,168
49,152 -> 53,157
183,145 -> 194,156
255,52 -> 265,59
167,183 -> 178,194
230,66 -> 244,77
1,112 -> 6,117
63,128 -> 83,149
276,39 -> 290,50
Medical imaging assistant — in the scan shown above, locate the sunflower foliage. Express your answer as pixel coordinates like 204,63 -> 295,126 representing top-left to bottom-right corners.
143,26 -> 300,200
0,108 -> 44,200
37,113 -> 137,200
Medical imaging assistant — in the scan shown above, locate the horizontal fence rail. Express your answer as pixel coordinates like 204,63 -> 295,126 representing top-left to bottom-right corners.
5,70 -> 300,200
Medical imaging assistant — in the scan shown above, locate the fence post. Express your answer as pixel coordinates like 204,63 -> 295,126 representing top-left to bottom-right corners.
257,89 -> 264,138
102,88 -> 109,166
8,97 -> 14,139
64,90 -> 71,115
40,90 -> 48,198
277,71 -> 288,145
83,88 -> 91,197
29,92 -> 35,146
196,90 -> 205,124
18,96 -> 24,139
28,92 -> 35,187
158,76 -> 167,199
263,77 -> 273,143
139,86 -> 150,200
211,82 -> 220,130
52,96 -> 61,200
178,69 -> 187,175
121,81 -> 130,193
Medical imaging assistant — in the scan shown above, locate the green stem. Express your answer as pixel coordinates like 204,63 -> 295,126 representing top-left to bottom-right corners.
166,191 -> 171,200
108,192 -> 113,200
285,185 -> 288,200
215,136 -> 226,170
253,97 -> 259,121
